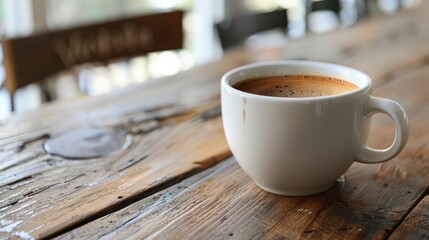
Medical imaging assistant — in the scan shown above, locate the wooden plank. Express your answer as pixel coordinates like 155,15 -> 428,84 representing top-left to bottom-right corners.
1,3 -> 429,239
53,159 -> 236,240
389,196 -> 429,240
54,156 -> 428,239
55,58 -> 429,240
0,106 -> 231,239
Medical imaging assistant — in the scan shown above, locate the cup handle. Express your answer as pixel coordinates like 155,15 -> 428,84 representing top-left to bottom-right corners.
356,96 -> 409,164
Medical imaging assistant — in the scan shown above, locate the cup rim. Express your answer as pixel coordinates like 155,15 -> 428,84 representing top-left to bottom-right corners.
221,60 -> 372,102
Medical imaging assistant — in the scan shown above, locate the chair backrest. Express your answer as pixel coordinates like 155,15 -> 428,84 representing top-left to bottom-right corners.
216,9 -> 288,50
1,10 -> 183,94
309,0 -> 341,13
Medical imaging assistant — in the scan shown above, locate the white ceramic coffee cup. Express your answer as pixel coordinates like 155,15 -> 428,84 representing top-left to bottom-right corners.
221,61 -> 409,196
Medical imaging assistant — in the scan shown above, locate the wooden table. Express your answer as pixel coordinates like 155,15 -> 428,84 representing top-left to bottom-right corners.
1,3 -> 429,240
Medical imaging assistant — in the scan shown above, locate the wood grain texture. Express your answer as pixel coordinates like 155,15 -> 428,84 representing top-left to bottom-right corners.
389,196 -> 429,240
0,105 -> 232,239
54,56 -> 429,240
0,44 -> 256,239
55,157 -> 427,240
1,3 -> 429,239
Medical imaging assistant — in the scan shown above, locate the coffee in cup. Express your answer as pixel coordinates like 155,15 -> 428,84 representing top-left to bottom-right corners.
232,75 -> 358,98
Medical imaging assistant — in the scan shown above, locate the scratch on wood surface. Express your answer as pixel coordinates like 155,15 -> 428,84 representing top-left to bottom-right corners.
353,178 -> 371,200
63,174 -> 86,184
0,133 -> 50,152
21,134 -> 50,147
118,155 -> 149,172
22,186 -> 52,198
129,120 -> 161,135
3,200 -> 37,217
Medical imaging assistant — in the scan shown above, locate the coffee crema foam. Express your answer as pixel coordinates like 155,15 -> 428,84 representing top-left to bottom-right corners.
232,75 -> 359,98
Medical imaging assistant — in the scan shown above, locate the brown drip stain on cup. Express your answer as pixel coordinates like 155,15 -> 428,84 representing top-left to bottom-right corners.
243,97 -> 247,129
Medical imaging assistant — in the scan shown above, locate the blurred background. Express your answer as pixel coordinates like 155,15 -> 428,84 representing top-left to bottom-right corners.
0,0 -> 422,119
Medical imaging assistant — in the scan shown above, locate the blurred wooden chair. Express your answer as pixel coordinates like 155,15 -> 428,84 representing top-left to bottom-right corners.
1,10 -> 184,111
215,9 -> 288,50
356,0 -> 371,19
306,0 -> 341,33
309,0 -> 341,14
